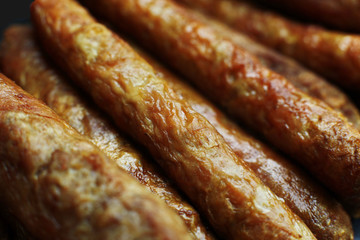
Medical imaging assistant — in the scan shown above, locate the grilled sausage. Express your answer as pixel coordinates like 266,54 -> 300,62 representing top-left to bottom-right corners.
80,0 -> 360,217
0,74 -> 192,240
171,0 -> 360,90
0,24 -> 214,240
253,0 -> 360,32
188,11 -> 360,129
2,23 -> 352,240
135,45 -> 354,239
31,0 -> 317,239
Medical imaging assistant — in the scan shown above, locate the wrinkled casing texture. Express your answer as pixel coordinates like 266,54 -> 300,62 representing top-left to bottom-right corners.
176,0 -> 360,90
79,0 -> 360,217
135,46 -> 353,240
184,10 -> 360,129
0,75 -> 191,240
0,24 -> 214,240
31,0 -> 316,239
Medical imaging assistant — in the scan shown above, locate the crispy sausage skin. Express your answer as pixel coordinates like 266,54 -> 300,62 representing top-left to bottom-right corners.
0,74 -> 192,240
0,25 -> 214,240
31,0 -> 317,239
190,12 -> 360,129
80,0 -> 360,217
2,24 -> 352,240
136,47 -> 354,239
172,0 -> 360,90
254,0 -> 360,32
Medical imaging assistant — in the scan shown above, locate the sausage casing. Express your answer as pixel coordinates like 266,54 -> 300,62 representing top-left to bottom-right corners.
173,0 -> 360,90
0,74 -> 192,240
185,10 -> 360,129
80,0 -> 360,217
31,0 -> 316,239
0,24 -> 214,240
134,45 -> 354,239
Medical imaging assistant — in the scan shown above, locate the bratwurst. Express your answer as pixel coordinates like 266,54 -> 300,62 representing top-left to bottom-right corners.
0,74 -> 192,240
31,0 -> 316,239
0,24 -> 214,240
173,0 -> 360,90
80,0 -> 360,217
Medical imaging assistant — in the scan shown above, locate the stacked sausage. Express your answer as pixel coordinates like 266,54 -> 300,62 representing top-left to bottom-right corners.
0,0 -> 359,239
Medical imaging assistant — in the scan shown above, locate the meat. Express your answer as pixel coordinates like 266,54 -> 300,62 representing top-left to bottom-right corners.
0,24 -> 214,240
190,12 -> 360,129
0,74 -> 192,240
31,0 -> 316,239
254,0 -> 360,31
172,0 -> 360,90
79,0 -> 360,217
136,45 -> 354,239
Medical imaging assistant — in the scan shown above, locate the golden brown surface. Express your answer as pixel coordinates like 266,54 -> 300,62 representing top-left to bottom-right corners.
31,0 -> 316,239
0,25 -> 214,240
2,23 -> 350,239
189,11 -> 360,129
80,0 -> 360,217
254,0 -> 360,31
137,46 -> 354,239
173,0 -> 360,90
0,74 -> 192,240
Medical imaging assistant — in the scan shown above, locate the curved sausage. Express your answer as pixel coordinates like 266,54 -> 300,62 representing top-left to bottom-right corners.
136,45 -> 354,239
0,24 -> 214,240
80,0 -> 360,217
0,74 -> 192,240
31,0 -> 316,239
189,12 -> 360,129
172,0 -> 360,90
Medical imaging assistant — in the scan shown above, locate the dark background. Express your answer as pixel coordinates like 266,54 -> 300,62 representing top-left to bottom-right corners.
0,1 -> 32,33
0,0 -> 360,239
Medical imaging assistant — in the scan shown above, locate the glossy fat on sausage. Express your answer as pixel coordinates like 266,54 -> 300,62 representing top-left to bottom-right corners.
31,0 -> 317,239
253,0 -> 360,32
172,0 -> 360,90
80,0 -> 360,217
0,25 -> 214,240
135,46 -> 354,239
2,24 -> 350,240
189,11 -> 360,129
0,74 -> 192,240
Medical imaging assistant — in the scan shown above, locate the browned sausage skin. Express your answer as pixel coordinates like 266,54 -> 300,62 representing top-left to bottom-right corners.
135,46 -> 354,239
253,0 -> 360,32
188,12 -> 360,129
31,0 -> 316,239
0,25 -> 214,240
0,74 -> 192,240
79,0 -> 360,217
2,23 -> 352,239
172,0 -> 360,90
